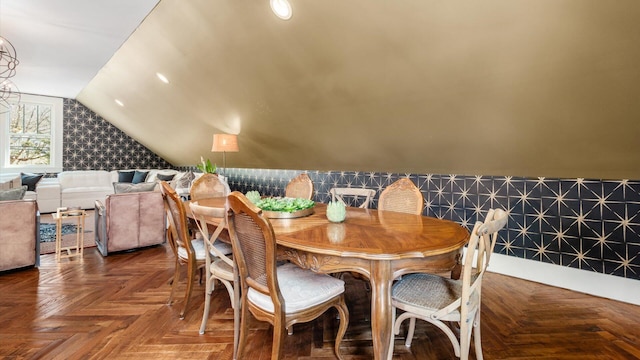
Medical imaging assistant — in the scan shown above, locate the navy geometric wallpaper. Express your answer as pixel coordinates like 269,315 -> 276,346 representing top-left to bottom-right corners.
62,98 -> 172,171
225,168 -> 640,281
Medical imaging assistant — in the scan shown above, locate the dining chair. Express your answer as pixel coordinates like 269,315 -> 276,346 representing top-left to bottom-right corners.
190,173 -> 230,201
189,202 -> 238,357
389,208 -> 508,360
160,181 -> 232,319
330,187 -> 376,209
226,191 -> 349,360
329,187 -> 376,289
284,173 -> 314,200
378,178 -> 423,215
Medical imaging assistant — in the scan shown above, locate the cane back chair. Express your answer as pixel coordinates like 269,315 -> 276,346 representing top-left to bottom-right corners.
378,178 -> 423,215
227,191 -> 349,359
189,173 -> 230,201
284,173 -> 314,200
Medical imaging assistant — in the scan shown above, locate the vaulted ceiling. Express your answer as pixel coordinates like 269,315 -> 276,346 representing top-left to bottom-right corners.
6,1 -> 640,179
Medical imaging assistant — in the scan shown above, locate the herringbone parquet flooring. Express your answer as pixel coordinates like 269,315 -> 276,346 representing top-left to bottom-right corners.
1,244 -> 639,359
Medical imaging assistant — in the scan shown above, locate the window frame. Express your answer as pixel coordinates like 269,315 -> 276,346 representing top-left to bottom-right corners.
1,94 -> 63,174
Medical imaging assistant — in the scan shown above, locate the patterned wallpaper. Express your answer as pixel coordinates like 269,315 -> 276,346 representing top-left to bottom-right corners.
225,168 -> 640,281
62,98 -> 172,171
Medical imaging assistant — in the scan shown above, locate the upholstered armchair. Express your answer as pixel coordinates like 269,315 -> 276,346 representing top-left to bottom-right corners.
94,191 -> 166,256
0,199 -> 40,272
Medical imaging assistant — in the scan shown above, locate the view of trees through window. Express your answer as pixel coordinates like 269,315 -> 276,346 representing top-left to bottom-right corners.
9,102 -> 52,165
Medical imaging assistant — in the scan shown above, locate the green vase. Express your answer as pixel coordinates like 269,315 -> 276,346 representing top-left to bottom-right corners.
326,201 -> 346,223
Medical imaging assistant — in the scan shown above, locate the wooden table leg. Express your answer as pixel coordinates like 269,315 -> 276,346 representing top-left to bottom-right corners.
370,260 -> 393,360
450,251 -> 463,280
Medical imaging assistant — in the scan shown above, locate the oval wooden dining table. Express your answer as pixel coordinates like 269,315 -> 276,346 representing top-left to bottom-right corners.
190,197 -> 469,360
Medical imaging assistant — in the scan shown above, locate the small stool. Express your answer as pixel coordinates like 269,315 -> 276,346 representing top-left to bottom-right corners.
53,207 -> 86,262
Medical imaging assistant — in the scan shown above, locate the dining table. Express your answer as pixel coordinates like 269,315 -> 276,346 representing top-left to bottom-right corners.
189,197 -> 469,360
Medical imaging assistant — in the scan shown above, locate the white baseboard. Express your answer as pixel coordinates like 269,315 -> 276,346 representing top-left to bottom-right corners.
487,253 -> 640,306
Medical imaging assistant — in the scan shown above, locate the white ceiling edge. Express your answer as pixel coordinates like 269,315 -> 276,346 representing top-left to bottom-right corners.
1,0 -> 159,99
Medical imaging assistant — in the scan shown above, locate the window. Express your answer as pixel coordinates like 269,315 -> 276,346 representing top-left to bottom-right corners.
1,94 -> 63,173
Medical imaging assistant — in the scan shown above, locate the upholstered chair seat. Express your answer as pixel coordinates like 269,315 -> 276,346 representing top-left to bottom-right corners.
392,273 -> 480,317
247,263 -> 345,313
176,238 -> 231,260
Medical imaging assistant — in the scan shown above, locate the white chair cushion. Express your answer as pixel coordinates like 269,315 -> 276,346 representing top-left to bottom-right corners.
247,263 -> 344,313
211,241 -> 232,256
178,239 -> 232,261
178,238 -> 206,261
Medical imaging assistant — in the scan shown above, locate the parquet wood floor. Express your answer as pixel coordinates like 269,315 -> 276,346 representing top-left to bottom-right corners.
1,244 -> 639,359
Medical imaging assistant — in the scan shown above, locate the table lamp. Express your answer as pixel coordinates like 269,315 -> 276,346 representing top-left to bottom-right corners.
211,133 -> 239,176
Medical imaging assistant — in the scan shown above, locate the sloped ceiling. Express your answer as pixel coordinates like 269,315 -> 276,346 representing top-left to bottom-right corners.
2,0 -> 159,99
77,0 -> 640,179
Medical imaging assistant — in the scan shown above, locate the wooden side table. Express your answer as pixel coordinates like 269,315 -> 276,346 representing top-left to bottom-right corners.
53,207 -> 86,262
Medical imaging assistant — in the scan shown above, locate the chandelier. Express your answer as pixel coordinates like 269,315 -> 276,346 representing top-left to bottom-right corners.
0,35 -> 19,113
0,78 -> 19,113
0,36 -> 19,79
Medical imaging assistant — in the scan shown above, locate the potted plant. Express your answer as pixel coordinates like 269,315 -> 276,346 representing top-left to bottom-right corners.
196,156 -> 217,174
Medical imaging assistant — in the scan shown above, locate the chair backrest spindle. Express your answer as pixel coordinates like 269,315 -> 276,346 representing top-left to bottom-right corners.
330,187 -> 376,209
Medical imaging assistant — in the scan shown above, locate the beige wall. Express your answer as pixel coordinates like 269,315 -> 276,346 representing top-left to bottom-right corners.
79,0 -> 640,179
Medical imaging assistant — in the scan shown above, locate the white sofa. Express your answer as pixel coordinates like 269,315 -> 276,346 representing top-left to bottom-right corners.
0,173 -> 37,201
2,169 -> 209,213
0,173 -> 61,212
36,178 -> 63,212
39,169 -> 199,213
58,170 -> 115,210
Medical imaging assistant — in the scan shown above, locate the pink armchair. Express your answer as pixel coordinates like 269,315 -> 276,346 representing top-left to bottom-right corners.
0,199 -> 40,272
94,192 -> 166,256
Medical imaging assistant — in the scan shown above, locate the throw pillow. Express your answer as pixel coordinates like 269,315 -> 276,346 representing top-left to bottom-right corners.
177,171 -> 195,188
156,173 -> 175,182
118,170 -> 135,183
21,173 -> 43,191
0,186 -> 27,201
113,182 -> 158,194
132,170 -> 149,184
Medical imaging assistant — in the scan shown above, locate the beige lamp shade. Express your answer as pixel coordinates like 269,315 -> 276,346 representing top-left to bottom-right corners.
211,134 -> 239,152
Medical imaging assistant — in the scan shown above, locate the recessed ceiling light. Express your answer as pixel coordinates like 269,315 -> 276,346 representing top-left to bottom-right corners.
156,72 -> 170,84
270,0 -> 292,20
115,99 -> 124,107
